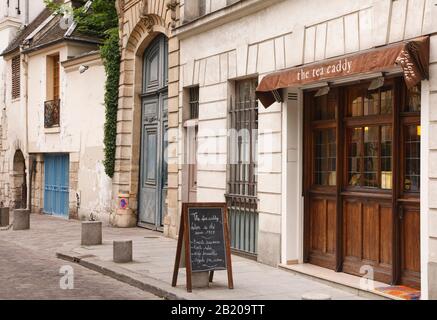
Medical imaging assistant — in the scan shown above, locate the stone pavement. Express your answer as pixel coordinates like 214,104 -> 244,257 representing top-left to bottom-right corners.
0,213 -> 161,300
2,214 -> 372,300
0,240 -> 159,300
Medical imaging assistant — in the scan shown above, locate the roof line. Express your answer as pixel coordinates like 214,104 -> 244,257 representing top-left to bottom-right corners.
24,13 -> 56,43
21,38 -> 100,54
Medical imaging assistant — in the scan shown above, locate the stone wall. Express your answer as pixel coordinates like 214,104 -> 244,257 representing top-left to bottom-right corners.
426,33 -> 437,299
30,155 -> 44,214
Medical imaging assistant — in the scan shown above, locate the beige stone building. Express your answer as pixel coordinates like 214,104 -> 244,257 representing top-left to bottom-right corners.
111,0 -> 180,232
0,2 -> 112,222
113,0 -> 437,299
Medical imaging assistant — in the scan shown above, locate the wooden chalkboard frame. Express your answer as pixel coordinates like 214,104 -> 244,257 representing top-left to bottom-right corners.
172,203 -> 234,292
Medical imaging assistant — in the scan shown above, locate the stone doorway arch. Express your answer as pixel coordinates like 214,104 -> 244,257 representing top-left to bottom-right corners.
12,150 -> 27,209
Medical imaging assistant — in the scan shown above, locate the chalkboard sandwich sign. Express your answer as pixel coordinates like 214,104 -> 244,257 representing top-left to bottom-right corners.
172,203 -> 234,292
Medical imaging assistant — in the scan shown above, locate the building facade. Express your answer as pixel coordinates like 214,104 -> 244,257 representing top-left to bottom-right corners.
111,0 -> 180,231
0,2 -> 112,223
114,0 -> 437,298
0,0 -> 46,208
172,0 -> 437,299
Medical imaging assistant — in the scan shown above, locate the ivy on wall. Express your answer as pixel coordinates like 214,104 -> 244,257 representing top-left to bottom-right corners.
101,28 -> 120,178
45,0 -> 120,177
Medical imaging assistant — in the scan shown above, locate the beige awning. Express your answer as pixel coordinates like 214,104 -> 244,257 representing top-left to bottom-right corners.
256,36 -> 430,108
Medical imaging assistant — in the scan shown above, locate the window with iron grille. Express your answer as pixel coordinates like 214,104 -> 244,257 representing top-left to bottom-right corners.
44,54 -> 61,128
189,86 -> 199,119
226,78 -> 259,256
11,55 -> 20,99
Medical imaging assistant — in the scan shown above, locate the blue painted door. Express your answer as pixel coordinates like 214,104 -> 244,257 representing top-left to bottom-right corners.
44,154 -> 69,218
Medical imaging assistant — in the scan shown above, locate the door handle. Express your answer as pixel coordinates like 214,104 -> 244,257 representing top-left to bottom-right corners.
399,206 -> 404,220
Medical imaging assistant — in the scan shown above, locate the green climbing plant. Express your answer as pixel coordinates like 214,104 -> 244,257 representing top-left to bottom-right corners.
45,0 -> 120,177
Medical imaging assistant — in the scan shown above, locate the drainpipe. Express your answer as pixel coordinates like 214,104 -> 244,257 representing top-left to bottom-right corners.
28,156 -> 36,210
25,0 -> 29,25
22,52 -> 30,210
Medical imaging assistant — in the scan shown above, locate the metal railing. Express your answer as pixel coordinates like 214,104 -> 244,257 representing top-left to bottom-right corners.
44,99 -> 60,128
226,194 -> 258,256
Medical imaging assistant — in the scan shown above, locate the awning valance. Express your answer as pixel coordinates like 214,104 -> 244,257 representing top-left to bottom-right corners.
256,36 -> 430,108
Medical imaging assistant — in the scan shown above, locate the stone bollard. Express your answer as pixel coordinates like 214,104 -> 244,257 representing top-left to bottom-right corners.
113,240 -> 133,263
0,207 -> 9,227
301,293 -> 332,300
13,209 -> 30,231
81,221 -> 102,246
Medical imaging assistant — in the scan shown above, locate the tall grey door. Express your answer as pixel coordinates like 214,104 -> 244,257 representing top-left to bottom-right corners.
139,35 -> 168,229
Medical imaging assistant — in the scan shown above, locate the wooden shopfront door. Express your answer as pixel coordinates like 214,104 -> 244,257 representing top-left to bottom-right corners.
304,78 -> 421,288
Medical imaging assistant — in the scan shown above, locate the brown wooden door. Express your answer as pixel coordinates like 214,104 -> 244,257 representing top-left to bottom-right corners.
399,203 -> 420,288
342,197 -> 393,284
304,79 -> 421,288
307,195 -> 337,269
398,117 -> 421,288
304,90 -> 339,270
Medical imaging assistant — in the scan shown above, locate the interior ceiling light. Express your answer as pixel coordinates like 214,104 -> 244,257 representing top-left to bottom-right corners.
368,76 -> 385,91
314,86 -> 330,97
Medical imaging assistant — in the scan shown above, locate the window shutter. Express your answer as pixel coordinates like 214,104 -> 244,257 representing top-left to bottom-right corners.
11,56 -> 21,99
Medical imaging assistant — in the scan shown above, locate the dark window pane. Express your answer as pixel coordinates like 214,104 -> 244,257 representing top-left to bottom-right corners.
364,91 -> 379,116
313,90 -> 336,120
146,131 -> 157,182
405,85 -> 421,112
363,126 -> 378,188
380,89 -> 393,114
228,79 -> 258,197
314,129 -> 336,186
405,125 -> 421,192
189,87 -> 199,119
381,126 -> 392,189
348,88 -> 363,117
348,127 -> 362,186
148,52 -> 159,82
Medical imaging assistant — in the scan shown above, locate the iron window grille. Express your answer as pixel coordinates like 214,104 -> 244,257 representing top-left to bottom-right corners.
226,79 -> 259,256
189,86 -> 199,119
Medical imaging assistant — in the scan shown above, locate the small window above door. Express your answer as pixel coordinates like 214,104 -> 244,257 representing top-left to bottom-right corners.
404,84 -> 421,113
143,35 -> 168,94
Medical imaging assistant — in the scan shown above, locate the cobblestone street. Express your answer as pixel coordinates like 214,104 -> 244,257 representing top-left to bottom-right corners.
0,216 -> 160,300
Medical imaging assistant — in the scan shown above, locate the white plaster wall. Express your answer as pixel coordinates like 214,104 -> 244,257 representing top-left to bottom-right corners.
63,59 -> 112,224
28,0 -> 46,22
0,0 -> 45,22
24,43 -> 111,222
0,0 -> 46,207
425,33 -> 437,299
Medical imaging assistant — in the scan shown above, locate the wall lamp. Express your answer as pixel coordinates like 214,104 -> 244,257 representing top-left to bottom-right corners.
368,75 -> 385,91
79,65 -> 89,74
314,85 -> 330,97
